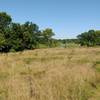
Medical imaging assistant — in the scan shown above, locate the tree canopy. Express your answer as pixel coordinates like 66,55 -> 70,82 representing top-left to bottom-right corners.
0,12 -> 55,52
77,30 -> 100,46
0,12 -> 100,52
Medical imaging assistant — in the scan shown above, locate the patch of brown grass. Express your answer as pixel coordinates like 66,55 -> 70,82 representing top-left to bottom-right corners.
0,47 -> 100,100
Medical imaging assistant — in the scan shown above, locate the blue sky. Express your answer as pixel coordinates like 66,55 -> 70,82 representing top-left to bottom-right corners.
0,0 -> 100,39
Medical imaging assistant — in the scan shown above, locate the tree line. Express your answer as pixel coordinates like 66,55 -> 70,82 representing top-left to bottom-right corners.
59,30 -> 100,47
0,12 -> 57,52
0,12 -> 100,52
77,30 -> 100,46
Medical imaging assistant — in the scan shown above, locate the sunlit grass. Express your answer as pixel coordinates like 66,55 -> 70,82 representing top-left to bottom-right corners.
0,47 -> 100,100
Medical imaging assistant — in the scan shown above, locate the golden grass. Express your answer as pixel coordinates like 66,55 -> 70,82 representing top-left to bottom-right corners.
0,47 -> 100,100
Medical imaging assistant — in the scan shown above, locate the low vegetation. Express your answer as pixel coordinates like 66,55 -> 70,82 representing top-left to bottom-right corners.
0,47 -> 100,100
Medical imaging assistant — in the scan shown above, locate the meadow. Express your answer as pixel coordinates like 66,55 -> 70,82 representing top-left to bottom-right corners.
0,47 -> 100,100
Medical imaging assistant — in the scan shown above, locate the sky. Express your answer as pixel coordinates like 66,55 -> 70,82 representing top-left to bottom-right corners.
0,0 -> 100,39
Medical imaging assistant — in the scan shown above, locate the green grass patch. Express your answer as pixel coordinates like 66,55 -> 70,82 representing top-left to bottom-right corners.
0,72 -> 9,80
95,61 -> 100,65
93,61 -> 100,72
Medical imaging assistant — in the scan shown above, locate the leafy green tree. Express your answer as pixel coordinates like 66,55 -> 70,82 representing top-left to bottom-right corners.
21,21 -> 40,49
0,33 -> 6,51
0,12 -> 57,52
7,23 -> 23,51
42,28 -> 55,47
77,30 -> 100,46
0,12 -> 12,52
95,31 -> 100,45
6,22 -> 40,51
0,12 -> 12,29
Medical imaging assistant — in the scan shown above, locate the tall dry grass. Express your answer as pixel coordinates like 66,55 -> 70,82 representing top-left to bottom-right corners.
0,47 -> 100,100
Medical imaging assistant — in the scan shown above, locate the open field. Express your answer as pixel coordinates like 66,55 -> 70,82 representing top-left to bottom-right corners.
0,47 -> 100,100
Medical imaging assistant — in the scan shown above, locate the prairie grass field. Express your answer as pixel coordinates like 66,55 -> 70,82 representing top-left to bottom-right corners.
0,47 -> 100,100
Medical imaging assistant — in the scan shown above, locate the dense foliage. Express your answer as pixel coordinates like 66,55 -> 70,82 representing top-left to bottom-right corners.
77,30 -> 100,46
0,12 -> 55,52
0,12 -> 100,52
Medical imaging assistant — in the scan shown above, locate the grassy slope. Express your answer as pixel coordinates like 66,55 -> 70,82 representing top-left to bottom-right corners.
0,47 -> 100,100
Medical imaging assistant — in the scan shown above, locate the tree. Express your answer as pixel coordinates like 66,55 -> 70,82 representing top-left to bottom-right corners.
6,23 -> 23,51
0,12 -> 57,52
21,21 -> 40,49
95,31 -> 100,45
42,28 -> 55,47
0,33 -> 6,51
6,22 -> 40,51
77,30 -> 100,46
0,12 -> 12,52
0,12 -> 12,29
